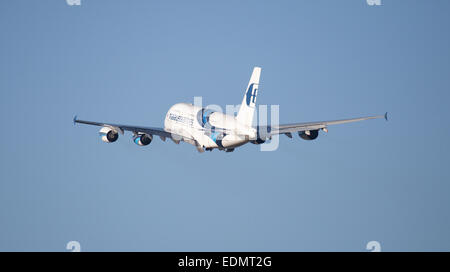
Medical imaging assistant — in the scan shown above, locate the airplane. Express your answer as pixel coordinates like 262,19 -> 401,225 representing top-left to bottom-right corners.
74,67 -> 387,153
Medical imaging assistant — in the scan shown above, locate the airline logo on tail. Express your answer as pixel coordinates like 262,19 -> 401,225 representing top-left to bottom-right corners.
245,83 -> 258,107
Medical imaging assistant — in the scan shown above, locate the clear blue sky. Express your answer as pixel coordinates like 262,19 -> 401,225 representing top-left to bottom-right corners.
1,0 -> 449,251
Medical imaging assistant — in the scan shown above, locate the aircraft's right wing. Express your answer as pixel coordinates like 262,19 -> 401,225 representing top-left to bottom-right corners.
258,112 -> 388,137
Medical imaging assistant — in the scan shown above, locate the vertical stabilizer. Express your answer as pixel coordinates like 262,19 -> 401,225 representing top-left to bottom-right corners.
236,67 -> 261,127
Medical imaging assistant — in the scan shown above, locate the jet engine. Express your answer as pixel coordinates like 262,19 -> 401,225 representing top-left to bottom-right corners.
133,134 -> 153,146
298,130 -> 319,140
99,127 -> 119,143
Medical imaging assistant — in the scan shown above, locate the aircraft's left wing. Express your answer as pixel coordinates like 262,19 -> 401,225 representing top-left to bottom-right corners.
73,116 -> 197,145
258,112 -> 388,137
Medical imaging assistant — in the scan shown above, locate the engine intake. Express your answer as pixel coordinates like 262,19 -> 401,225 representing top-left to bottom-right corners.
299,130 -> 319,140
99,127 -> 119,143
133,134 -> 153,146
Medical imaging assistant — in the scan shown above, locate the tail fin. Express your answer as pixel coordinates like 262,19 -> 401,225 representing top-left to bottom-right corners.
236,67 -> 261,127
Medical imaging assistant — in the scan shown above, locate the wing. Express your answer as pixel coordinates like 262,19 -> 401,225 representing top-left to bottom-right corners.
259,112 -> 388,137
73,116 -> 196,145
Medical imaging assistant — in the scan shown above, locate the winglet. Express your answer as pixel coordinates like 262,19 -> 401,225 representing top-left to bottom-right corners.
384,112 -> 388,121
73,115 -> 77,125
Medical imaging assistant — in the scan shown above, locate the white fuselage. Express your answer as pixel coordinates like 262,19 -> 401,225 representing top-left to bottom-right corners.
164,103 -> 256,150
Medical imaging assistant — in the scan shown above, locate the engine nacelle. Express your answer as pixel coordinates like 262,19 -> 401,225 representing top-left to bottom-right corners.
133,134 -> 153,146
99,127 -> 119,143
299,130 -> 319,140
